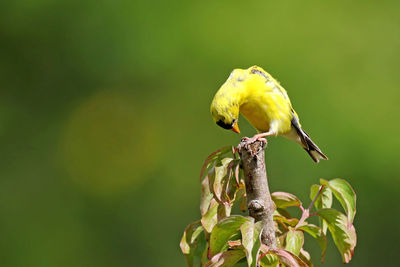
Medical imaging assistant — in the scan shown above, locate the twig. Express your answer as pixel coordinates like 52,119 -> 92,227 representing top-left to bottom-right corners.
296,185 -> 324,228
238,140 -> 276,248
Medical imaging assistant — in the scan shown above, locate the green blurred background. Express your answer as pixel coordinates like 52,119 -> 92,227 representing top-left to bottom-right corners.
1,0 -> 399,266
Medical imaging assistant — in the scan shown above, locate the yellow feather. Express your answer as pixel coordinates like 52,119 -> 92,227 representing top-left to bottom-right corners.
210,65 -> 328,163
211,66 -> 293,134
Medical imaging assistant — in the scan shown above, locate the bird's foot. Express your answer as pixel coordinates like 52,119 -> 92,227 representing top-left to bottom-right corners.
235,135 -> 268,153
241,136 -> 267,144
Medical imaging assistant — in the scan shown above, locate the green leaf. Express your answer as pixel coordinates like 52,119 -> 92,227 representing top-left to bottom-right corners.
240,220 -> 263,267
269,248 -> 308,267
225,160 -> 242,204
212,158 -> 234,203
285,228 -> 304,256
310,185 -> 332,210
297,224 -> 327,262
274,213 -> 299,227
320,178 -> 357,225
310,185 -> 332,234
180,221 -> 207,267
259,255 -> 279,267
201,199 -> 219,233
217,203 -> 232,221
259,246 -> 279,267
316,208 -> 357,263
271,192 -> 302,209
200,175 -> 214,216
201,243 -> 210,266
209,215 -> 251,257
200,146 -> 233,181
230,186 -> 245,210
205,250 -> 246,267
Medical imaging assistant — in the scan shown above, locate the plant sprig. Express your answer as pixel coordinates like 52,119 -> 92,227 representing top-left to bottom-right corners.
181,147 -> 357,267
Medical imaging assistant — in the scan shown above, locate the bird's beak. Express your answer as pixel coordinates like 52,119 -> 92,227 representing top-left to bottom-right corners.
231,121 -> 240,134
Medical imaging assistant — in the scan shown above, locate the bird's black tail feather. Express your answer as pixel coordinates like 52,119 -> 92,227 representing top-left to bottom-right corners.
291,112 -> 328,163
302,131 -> 328,163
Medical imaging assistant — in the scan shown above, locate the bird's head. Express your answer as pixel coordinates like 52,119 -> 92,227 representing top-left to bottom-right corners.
210,105 -> 240,133
210,103 -> 240,133
210,70 -> 244,133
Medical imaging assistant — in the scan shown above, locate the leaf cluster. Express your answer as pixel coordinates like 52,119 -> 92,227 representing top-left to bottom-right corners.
180,147 -> 357,267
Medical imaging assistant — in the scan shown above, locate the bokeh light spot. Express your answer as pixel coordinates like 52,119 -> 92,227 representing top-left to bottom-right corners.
60,90 -> 160,196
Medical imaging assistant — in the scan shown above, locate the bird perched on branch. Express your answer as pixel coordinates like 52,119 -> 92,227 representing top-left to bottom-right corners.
210,66 -> 327,163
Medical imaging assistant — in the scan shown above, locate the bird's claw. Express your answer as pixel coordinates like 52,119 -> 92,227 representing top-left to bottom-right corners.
242,136 -> 267,145
255,137 -> 267,144
235,136 -> 267,153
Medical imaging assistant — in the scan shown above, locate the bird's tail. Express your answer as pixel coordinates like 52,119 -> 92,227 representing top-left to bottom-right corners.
290,115 -> 328,163
300,130 -> 328,163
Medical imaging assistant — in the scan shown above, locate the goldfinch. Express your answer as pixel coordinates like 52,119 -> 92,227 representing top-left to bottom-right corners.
210,66 -> 327,163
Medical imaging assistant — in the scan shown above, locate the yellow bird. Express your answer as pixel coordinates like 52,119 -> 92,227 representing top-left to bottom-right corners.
210,66 -> 327,163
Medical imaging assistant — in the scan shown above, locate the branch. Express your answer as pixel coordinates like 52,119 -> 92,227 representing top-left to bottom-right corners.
238,140 -> 276,248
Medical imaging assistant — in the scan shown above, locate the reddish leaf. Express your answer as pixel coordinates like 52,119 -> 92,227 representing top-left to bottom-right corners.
260,245 -> 308,267
200,146 -> 233,181
320,178 -> 357,226
274,213 -> 299,227
299,248 -> 313,267
180,221 -> 207,267
271,248 -> 308,267
316,208 -> 357,263
205,250 -> 245,267
259,246 -> 279,267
